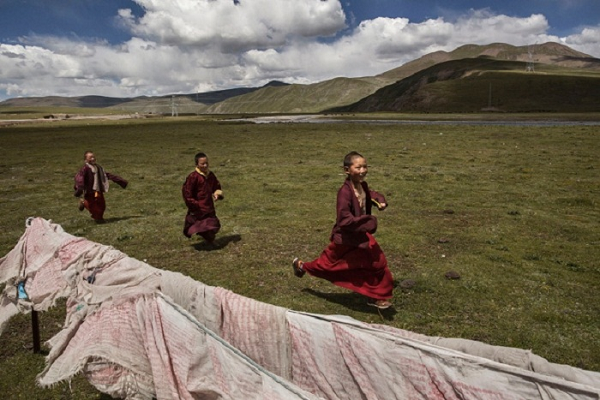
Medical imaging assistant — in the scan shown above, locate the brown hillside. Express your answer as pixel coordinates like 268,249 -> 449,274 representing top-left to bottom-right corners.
330,57 -> 600,113
378,42 -> 599,83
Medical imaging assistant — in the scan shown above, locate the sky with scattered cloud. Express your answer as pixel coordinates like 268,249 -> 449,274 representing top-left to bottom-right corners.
1,0 -> 599,101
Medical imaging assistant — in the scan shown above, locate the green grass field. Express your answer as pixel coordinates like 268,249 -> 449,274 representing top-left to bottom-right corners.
0,116 -> 599,398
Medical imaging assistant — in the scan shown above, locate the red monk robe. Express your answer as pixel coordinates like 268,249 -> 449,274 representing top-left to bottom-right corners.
74,164 -> 128,221
302,179 -> 394,300
182,168 -> 222,242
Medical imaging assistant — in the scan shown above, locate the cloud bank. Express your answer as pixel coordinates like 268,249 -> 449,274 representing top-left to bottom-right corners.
1,0 -> 598,100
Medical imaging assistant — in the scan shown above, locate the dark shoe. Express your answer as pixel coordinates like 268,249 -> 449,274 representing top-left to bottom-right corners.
78,200 -> 85,211
292,257 -> 305,278
94,219 -> 105,224
367,299 -> 393,309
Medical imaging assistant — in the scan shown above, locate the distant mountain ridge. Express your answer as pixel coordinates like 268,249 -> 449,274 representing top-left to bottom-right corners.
329,42 -> 600,113
329,57 -> 600,113
0,81 -> 288,111
2,42 -> 599,114
376,42 -> 600,82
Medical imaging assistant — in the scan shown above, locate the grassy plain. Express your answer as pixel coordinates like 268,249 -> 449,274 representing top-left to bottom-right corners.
0,106 -> 128,119
0,115 -> 599,398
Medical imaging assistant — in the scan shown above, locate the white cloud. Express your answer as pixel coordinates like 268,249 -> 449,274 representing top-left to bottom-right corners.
452,10 -> 550,43
560,26 -> 600,57
122,0 -> 346,51
343,17 -> 454,63
0,1 -> 598,101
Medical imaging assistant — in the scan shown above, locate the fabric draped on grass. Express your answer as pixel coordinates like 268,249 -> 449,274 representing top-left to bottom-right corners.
1,218 -> 599,399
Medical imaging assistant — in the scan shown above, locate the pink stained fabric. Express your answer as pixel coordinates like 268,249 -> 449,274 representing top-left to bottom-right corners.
2,218 -> 600,400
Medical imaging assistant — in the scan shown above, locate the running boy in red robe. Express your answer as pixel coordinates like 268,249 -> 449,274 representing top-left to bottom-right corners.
182,152 -> 224,244
74,151 -> 128,223
293,151 -> 394,309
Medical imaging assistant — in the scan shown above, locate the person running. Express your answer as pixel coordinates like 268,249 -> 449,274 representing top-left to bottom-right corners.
182,152 -> 224,244
74,150 -> 128,223
293,151 -> 394,309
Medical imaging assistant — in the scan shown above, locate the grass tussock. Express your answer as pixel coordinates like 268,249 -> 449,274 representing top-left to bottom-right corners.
0,117 -> 599,398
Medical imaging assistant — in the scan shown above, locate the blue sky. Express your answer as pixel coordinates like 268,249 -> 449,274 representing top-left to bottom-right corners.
1,0 -> 599,100
346,0 -> 600,37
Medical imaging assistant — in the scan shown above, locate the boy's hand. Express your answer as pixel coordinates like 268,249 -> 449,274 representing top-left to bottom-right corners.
372,199 -> 387,210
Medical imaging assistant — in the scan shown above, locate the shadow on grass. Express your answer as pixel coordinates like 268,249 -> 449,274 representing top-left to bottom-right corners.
87,215 -> 143,224
301,288 -> 397,320
193,234 -> 242,252
104,215 -> 143,223
25,348 -> 50,356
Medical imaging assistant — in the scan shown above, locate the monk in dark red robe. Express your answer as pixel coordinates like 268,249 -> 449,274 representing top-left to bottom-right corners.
182,152 -> 223,243
293,152 -> 394,309
74,151 -> 128,222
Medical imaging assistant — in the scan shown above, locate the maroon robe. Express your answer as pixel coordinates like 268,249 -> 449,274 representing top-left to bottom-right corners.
182,170 -> 221,241
302,179 -> 394,300
74,164 -> 128,221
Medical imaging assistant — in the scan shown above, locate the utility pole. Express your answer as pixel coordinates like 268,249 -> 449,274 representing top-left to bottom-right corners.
526,43 -> 535,72
171,95 -> 178,117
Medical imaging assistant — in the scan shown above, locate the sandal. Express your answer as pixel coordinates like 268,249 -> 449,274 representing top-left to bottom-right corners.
292,257 -> 305,278
367,299 -> 393,309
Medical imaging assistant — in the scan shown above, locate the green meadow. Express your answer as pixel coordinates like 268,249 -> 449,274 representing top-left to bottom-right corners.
0,115 -> 599,398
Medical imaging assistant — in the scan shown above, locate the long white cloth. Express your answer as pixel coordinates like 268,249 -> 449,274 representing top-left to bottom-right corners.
1,218 -> 599,399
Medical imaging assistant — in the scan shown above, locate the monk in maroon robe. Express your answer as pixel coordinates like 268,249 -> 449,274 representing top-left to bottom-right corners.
74,151 -> 128,222
293,151 -> 394,309
182,152 -> 223,243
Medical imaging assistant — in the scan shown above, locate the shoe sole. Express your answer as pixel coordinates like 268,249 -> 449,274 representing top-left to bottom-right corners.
367,301 -> 392,309
292,257 -> 305,278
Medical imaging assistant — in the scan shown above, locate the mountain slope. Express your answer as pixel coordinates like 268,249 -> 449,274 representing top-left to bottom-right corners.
378,41 -> 599,82
328,57 -> 600,113
205,76 -> 388,114
0,82 -> 288,112
204,42 -> 600,114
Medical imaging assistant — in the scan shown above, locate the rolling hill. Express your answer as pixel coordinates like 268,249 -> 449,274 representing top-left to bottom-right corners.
202,42 -> 600,114
204,76 -> 389,114
329,58 -> 600,113
1,42 -> 598,114
0,82 -> 288,113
